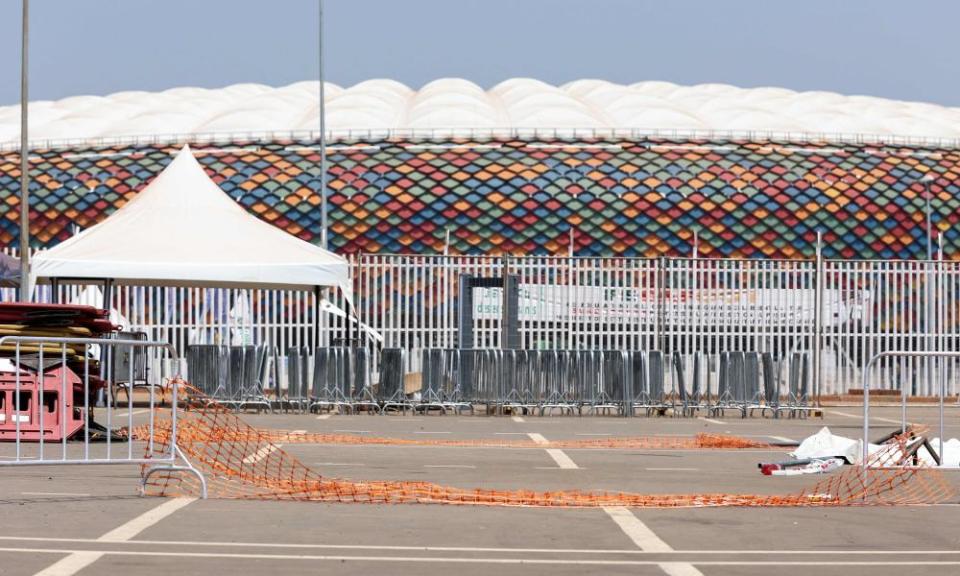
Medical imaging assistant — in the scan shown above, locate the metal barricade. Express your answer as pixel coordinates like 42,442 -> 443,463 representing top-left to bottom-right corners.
378,348 -> 413,413
861,350 -> 954,473
0,335 -> 206,498
186,345 -> 273,411
308,347 -> 378,414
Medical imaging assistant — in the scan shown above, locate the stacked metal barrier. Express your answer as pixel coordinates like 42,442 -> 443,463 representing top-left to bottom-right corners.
185,345 -> 271,411
378,348 -> 813,417
307,347 -> 378,414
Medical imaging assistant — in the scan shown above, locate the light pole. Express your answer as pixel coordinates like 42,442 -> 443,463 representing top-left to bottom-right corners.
318,0 -> 328,250
18,0 -> 30,301
921,174 -> 935,260
916,174 -> 937,403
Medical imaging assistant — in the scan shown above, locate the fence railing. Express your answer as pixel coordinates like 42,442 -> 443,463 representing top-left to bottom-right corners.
0,335 -> 206,497
3,248 -> 960,398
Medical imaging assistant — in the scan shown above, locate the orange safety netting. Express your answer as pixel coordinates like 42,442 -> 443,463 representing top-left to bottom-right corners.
169,424 -> 776,450
139,392 -> 955,508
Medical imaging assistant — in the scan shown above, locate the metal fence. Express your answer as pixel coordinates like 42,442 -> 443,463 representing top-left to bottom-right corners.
383,348 -> 814,417
4,248 -> 960,398
0,335 -> 206,497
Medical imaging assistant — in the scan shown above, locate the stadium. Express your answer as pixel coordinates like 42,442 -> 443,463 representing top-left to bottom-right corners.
1,78 -> 958,260
3,77 -> 960,575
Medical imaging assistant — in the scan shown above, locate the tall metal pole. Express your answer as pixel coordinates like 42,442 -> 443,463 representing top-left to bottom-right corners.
923,178 -> 933,260
318,0 -> 328,250
18,0 -> 31,302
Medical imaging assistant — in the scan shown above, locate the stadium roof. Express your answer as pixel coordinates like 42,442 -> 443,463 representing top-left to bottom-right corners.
1,79 -> 960,147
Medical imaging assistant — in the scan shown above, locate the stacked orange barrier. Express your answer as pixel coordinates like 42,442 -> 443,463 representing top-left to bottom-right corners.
140,392 -> 954,508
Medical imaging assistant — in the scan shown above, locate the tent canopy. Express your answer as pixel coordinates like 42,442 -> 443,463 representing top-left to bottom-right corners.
31,146 -> 351,298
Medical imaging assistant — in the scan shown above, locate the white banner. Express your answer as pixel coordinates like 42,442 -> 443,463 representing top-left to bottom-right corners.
474,285 -> 868,326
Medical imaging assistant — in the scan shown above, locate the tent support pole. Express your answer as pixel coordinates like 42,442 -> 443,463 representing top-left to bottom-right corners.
313,285 -> 321,350
103,279 -> 113,315
50,278 -> 58,303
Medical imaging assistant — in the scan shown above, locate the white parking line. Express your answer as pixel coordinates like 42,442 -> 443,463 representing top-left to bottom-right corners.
545,449 -> 579,469
33,498 -> 195,576
242,444 -> 279,465
527,433 -> 549,446
315,414 -> 331,420
334,430 -> 370,434
576,433 -> 612,436
414,431 -> 451,434
424,464 -> 476,469
769,435 -> 795,443
10,534 -> 960,555
526,433 -> 578,469
512,416 -> 525,423
829,410 -> 907,425
11,549 -> 960,568
698,417 -> 725,425
603,506 -> 704,576
315,462 -> 366,467
112,409 -> 151,418
21,492 -> 92,497
494,432 -> 526,435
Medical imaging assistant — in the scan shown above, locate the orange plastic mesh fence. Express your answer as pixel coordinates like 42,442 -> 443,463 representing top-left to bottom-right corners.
153,423 -> 774,450
139,392 -> 955,508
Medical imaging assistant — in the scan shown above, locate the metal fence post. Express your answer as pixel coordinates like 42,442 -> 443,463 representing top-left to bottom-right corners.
814,231 -> 823,406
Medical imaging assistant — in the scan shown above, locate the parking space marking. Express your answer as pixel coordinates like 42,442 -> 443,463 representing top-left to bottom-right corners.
10,535 -> 960,555
603,506 -> 704,576
576,433 -> 612,436
414,431 -> 451,434
511,416 -> 525,423
424,464 -> 476,469
13,549 -> 960,567
314,462 -> 366,467
32,551 -> 102,576
334,430 -> 370,434
112,409 -> 150,418
315,414 -> 331,419
545,449 -> 579,469
768,435 -> 795,443
829,410 -> 906,425
698,417 -> 725,425
527,433 -> 549,446
98,498 -> 196,542
494,432 -> 526,435
527,433 -> 578,468
242,444 -> 279,464
33,498 -> 196,576
602,507 -> 672,552
21,492 -> 92,497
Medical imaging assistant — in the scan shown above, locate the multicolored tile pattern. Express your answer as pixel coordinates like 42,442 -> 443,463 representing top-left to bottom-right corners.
0,137 -> 957,260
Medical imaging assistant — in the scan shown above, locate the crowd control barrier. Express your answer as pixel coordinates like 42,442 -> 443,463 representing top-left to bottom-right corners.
378,348 -> 813,417
0,335 -> 206,498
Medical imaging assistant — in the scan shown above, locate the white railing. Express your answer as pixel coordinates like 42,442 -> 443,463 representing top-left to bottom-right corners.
3,126 -> 960,154
3,248 -> 959,398
0,336 -> 206,497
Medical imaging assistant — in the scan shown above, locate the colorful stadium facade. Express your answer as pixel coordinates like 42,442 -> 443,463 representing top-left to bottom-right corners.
0,80 -> 958,260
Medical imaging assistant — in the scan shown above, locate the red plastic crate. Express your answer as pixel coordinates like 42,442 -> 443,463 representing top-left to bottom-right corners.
0,366 -> 88,442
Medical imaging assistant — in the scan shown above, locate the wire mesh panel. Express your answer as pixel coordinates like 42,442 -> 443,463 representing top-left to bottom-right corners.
822,259 -> 960,398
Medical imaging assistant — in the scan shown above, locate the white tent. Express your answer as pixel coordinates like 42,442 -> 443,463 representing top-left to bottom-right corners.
31,145 -> 351,301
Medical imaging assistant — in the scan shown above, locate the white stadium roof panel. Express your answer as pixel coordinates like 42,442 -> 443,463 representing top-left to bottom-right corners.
2,79 -> 960,146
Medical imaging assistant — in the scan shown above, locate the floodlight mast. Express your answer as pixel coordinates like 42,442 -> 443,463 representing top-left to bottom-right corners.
18,0 -> 30,301
319,0 -> 328,250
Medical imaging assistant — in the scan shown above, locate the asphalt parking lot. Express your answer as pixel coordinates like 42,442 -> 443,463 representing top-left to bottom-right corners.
1,405 -> 959,576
